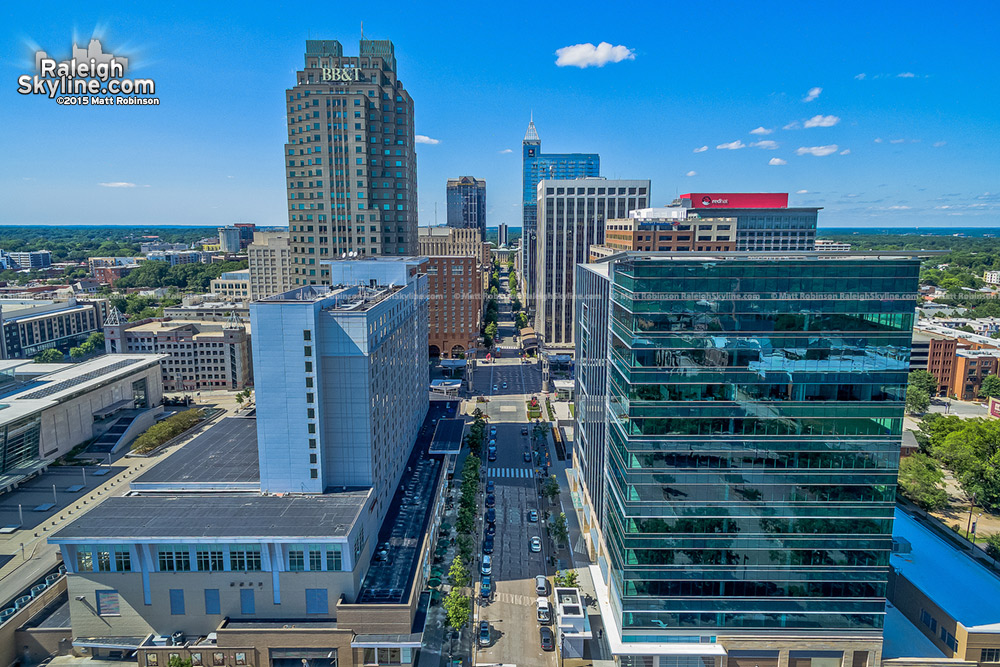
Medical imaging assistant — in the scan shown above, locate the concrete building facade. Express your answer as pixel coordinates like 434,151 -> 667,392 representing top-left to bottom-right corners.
286,39 -> 417,286
210,270 -> 251,303
103,315 -> 252,392
247,232 -> 293,301
417,226 -> 485,263
603,208 -> 737,253
218,227 -> 242,253
534,177 -> 649,348
0,297 -> 108,359
446,176 -> 486,237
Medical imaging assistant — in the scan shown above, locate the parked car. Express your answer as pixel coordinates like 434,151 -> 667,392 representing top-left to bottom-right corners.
528,509 -> 538,522
486,481 -> 495,493
483,536 -> 494,554
523,450 -> 532,462
478,620 -> 491,646
502,382 -> 507,389
485,493 -> 495,508
535,575 -> 548,596
536,597 -> 551,624
490,426 -> 497,435
488,450 -> 497,462
480,575 -> 492,600
540,626 -> 554,651
481,555 -> 492,575
485,521 -> 496,536
530,536 -> 542,552
521,427 -> 529,436
486,508 -> 496,523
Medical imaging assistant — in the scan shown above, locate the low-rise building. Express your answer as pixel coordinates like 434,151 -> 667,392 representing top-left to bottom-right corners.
103,314 -> 252,392
247,232 -> 292,301
984,270 -> 1000,285
603,208 -> 737,253
144,250 -> 212,266
0,354 -> 164,488
210,269 -> 251,303
140,242 -> 188,254
163,299 -> 249,323
2,250 -> 53,269
915,322 -> 1000,398
0,297 -> 109,359
815,239 -> 853,251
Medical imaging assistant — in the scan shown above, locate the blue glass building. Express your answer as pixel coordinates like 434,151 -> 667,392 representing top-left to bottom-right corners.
573,252 -> 920,665
522,118 -> 599,312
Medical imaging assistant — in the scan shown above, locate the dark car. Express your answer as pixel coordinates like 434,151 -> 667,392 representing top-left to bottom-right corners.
482,536 -> 494,554
478,620 -> 490,646
488,450 -> 497,462
485,521 -> 496,536
486,481 -> 495,493
524,450 -> 532,462
486,508 -> 496,522
480,575 -> 492,600
540,626 -> 554,651
485,493 -> 495,508
521,427 -> 529,436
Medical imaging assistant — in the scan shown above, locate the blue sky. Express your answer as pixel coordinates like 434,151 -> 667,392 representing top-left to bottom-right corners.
2,1 -> 998,228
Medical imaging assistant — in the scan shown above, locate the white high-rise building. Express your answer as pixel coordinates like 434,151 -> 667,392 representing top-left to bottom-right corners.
248,231 -> 293,300
250,257 -> 429,518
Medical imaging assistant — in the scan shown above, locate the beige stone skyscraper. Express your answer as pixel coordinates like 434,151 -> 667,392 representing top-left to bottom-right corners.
285,39 -> 417,286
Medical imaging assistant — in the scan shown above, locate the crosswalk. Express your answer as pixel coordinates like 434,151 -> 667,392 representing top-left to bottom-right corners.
495,591 -> 533,606
488,467 -> 533,478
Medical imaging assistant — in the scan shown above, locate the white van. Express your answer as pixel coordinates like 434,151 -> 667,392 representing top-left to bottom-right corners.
536,597 -> 551,624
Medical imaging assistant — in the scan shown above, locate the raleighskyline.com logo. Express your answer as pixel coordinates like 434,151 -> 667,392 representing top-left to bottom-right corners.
16,38 -> 159,105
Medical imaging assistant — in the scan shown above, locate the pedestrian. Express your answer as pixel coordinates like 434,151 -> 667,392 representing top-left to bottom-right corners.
598,628 -> 603,640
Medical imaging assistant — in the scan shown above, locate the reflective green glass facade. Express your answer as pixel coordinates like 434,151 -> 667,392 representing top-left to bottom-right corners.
600,256 -> 919,634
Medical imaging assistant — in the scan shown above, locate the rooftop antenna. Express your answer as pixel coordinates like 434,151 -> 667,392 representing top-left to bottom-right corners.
361,21 -> 364,41
435,202 -> 438,225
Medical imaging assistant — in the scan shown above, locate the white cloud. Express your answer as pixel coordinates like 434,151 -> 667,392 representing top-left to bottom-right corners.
768,158 -> 787,166
796,189 -> 809,194
887,205 -> 911,209
890,138 -> 905,144
99,182 -> 136,188
750,126 -> 773,135
796,145 -> 839,157
693,145 -> 708,153
415,135 -> 440,145
686,170 -> 697,177
498,148 -> 513,154
933,141 -> 947,147
839,149 -> 851,155
855,73 -> 867,80
897,72 -> 916,78
783,121 -> 800,130
874,137 -> 883,143
803,114 -> 840,128
751,140 -> 779,150
803,86 -> 822,102
555,42 -> 635,68
716,140 -> 745,150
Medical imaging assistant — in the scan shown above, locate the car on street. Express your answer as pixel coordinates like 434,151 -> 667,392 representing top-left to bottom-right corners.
528,509 -> 539,522
486,481 -> 495,493
486,508 -> 496,523
523,450 -> 532,462
480,575 -> 492,600
483,536 -> 494,554
493,385 -> 498,391
481,555 -> 492,575
490,426 -> 497,435
530,536 -> 541,552
486,493 -> 495,508
540,626 -> 554,651
521,427 -> 529,436
502,382 -> 507,389
536,597 -> 551,624
485,521 -> 496,535
535,575 -> 548,595
479,620 -> 491,646
488,450 -> 497,462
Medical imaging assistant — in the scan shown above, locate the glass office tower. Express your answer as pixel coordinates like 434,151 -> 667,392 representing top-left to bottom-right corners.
521,119 -> 599,312
574,253 -> 920,662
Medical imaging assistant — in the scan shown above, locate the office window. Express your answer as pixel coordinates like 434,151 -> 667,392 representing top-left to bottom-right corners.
305,588 -> 328,614
303,330 -> 312,341
982,649 -> 1000,663
201,588 -> 221,615
158,545 -> 191,572
96,590 -> 120,616
309,546 -> 323,571
310,469 -> 318,478
197,548 -> 224,572
169,589 -> 185,615
327,545 -> 343,571
230,544 -> 262,571
305,361 -> 313,372
76,547 -> 93,572
240,588 -> 255,615
96,546 -> 112,572
289,548 -> 305,571
920,609 -> 938,633
114,546 -> 132,572
304,345 -> 312,357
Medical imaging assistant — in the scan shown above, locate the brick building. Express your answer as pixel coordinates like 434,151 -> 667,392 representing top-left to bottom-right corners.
426,255 -> 482,358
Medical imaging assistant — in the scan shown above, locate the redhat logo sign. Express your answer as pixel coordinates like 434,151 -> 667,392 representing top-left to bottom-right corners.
701,196 -> 712,206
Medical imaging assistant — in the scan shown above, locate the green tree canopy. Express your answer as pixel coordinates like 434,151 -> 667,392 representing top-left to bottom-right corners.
906,387 -> 930,415
908,370 -> 938,396
980,375 -> 1000,399
448,554 -> 470,589
936,419 -> 1000,508
443,588 -> 471,629
897,453 -> 949,510
33,348 -> 64,363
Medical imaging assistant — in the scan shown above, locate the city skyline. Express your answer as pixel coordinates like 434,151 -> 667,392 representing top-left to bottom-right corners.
1,1 -> 998,228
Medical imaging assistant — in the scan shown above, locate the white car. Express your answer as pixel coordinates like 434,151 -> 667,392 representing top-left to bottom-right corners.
481,554 -> 492,575
530,537 -> 542,553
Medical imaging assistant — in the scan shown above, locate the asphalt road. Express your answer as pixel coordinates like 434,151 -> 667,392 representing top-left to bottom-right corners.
472,293 -> 556,667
